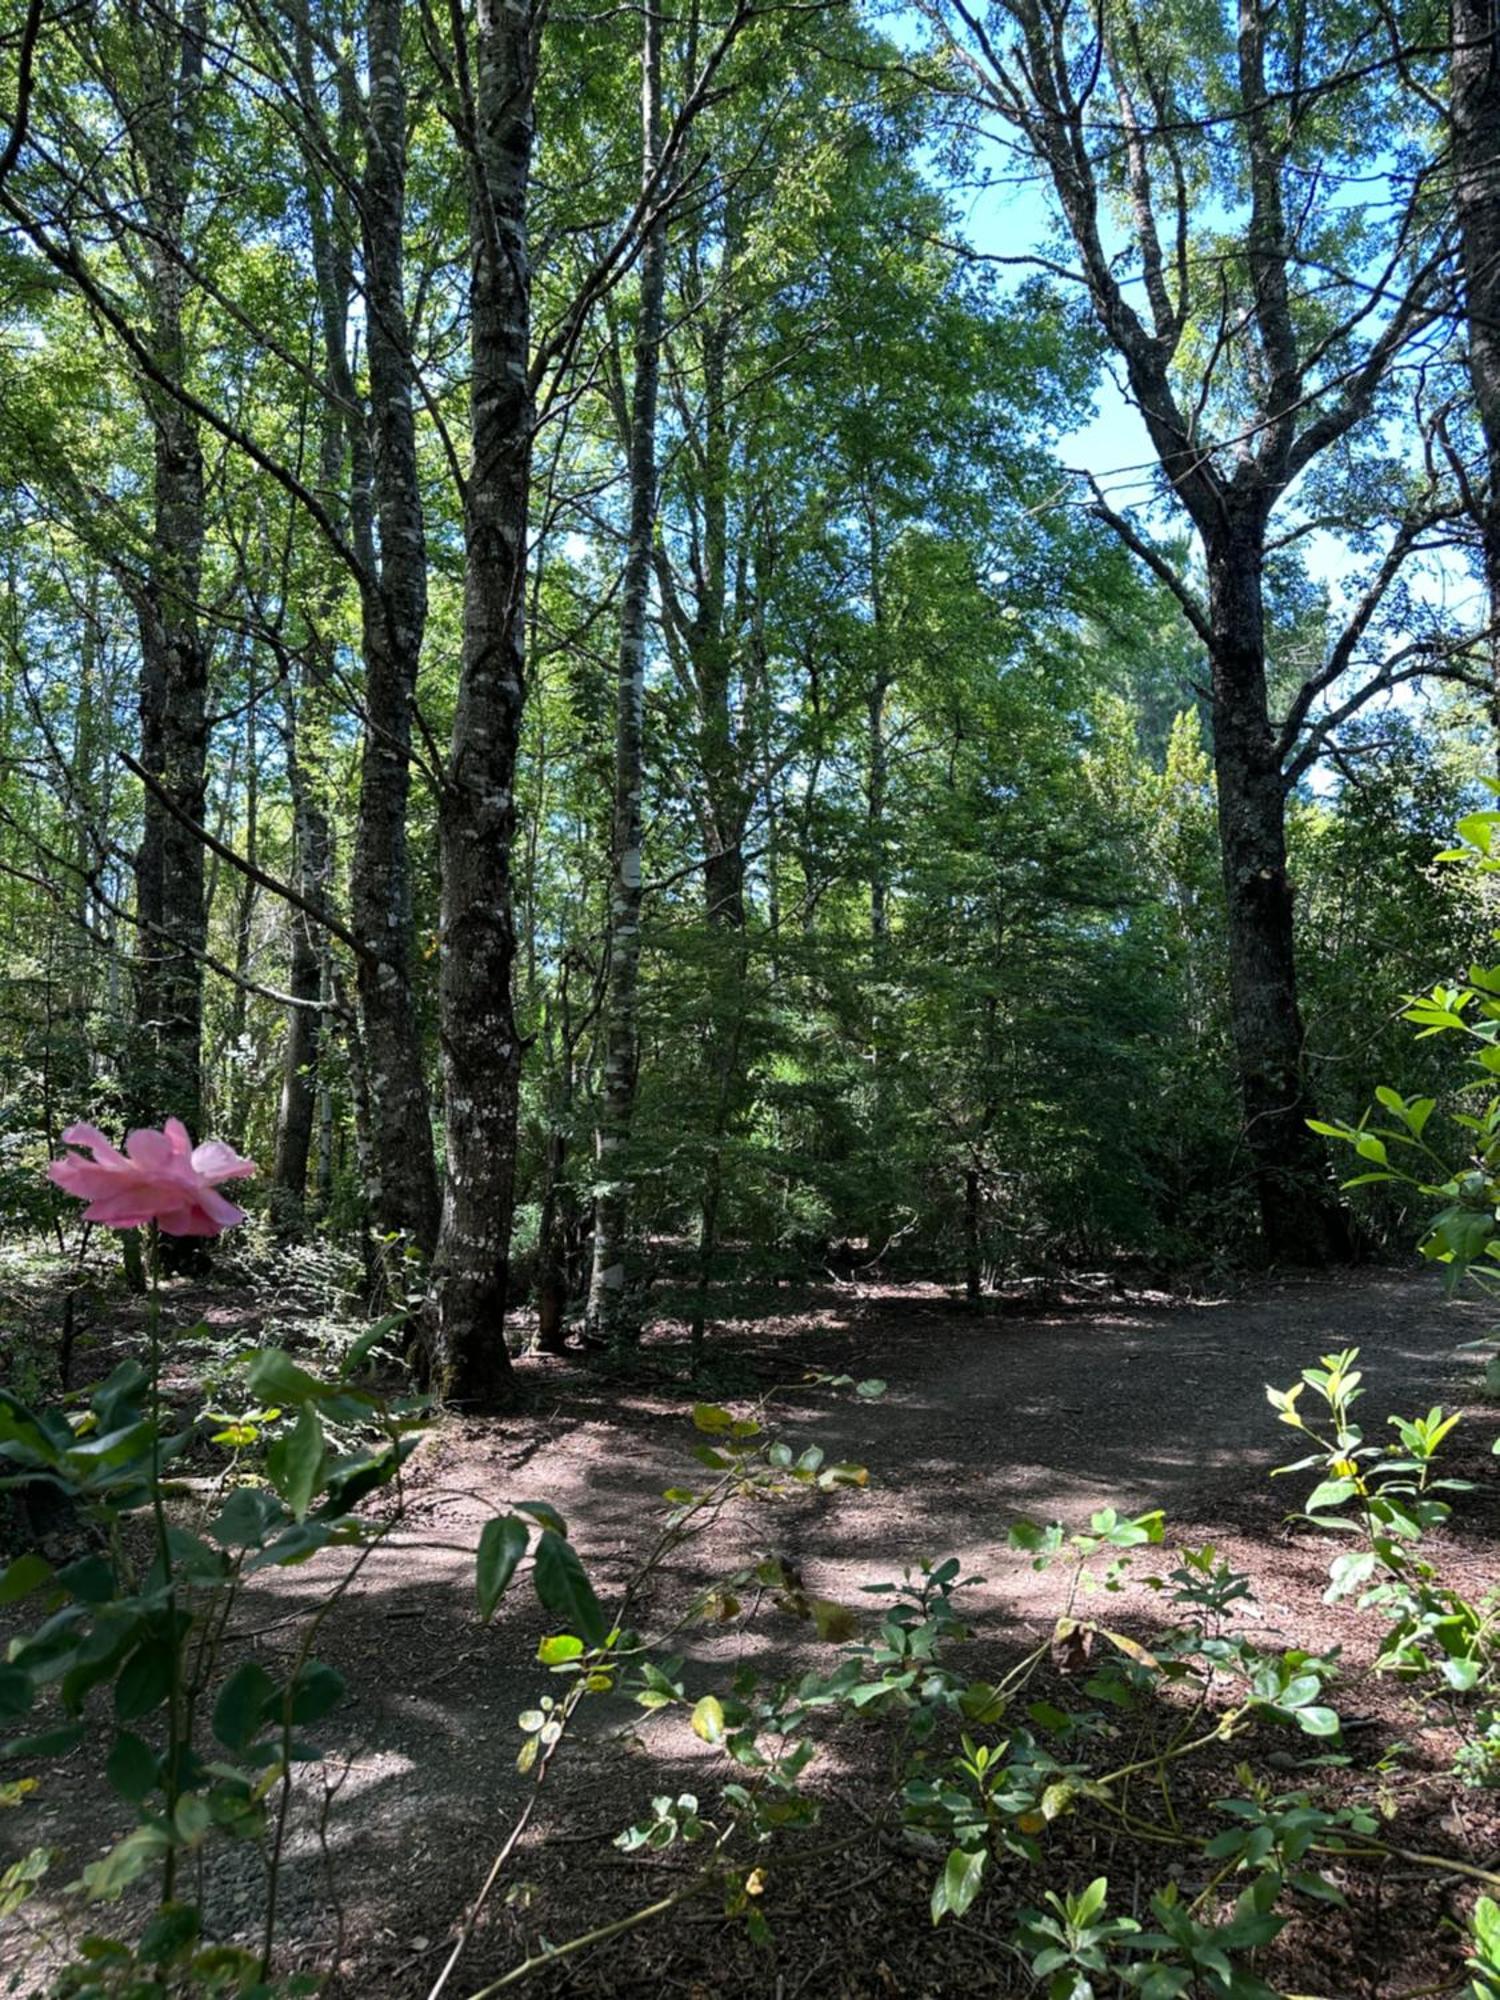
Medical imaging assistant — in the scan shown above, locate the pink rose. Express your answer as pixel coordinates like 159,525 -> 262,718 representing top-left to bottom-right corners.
48,1119 -> 257,1237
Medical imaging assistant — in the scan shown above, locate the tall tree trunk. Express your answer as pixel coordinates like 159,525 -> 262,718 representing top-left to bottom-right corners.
316,963 -> 336,1218
224,668 -> 260,1142
536,1118 -> 573,1356
273,692 -> 331,1232
867,671 -> 890,945
1453,0 -> 1500,744
428,0 -> 537,1408
1205,519 -> 1349,1261
866,502 -> 890,945
938,0 -> 1421,1268
271,7 -> 349,1234
347,0 -> 440,1257
688,921 -> 749,1357
964,1165 -> 982,1306
131,0 -> 209,1144
587,7 -> 668,1344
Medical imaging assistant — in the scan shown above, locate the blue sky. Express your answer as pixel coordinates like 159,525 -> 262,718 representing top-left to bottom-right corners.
943,147 -> 1484,656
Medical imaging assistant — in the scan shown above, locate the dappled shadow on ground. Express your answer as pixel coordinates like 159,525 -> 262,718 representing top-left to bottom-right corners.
3,1268 -> 1498,1995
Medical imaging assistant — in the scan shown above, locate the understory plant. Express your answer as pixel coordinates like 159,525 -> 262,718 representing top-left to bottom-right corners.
9,1104 -> 1500,2000
1309,793 -> 1500,1394
0,1122 -> 438,1994
425,1304 -> 1500,2000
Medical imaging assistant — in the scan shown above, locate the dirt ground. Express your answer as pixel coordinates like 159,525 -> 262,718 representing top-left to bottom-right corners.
4,1265 -> 1499,1998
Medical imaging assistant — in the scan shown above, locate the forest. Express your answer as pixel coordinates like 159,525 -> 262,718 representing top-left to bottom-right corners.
3,0 -> 1500,1993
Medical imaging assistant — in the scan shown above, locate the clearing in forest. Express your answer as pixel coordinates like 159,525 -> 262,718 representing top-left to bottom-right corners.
4,1267 -> 1498,1998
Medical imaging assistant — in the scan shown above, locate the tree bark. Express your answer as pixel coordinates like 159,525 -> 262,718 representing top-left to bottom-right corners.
944,0 -> 1429,1262
427,0 -> 537,1408
1453,0 -> 1500,743
130,0 -> 209,1145
586,1 -> 668,1345
269,0 -> 349,1234
1206,517 -> 1349,1259
866,504 -> 891,945
347,0 -> 441,1257
272,695 -> 331,1232
536,1121 -> 572,1355
964,1165 -> 982,1306
223,665 -> 261,1143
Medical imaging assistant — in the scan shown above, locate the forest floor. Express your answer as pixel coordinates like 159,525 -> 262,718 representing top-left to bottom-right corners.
3,1263 -> 1500,1998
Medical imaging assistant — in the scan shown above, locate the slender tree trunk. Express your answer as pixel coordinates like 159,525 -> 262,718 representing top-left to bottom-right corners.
271,14 -> 347,1233
704,839 -> 747,928
131,0 -> 209,1144
1205,520 -> 1349,1262
70,580 -> 103,1038
866,503 -> 890,945
964,1165 -> 982,1306
688,929 -> 748,1358
428,0 -> 537,1408
587,10 -> 668,1344
273,699 -> 330,1232
867,672 -> 890,945
536,1121 -> 572,1355
347,0 -> 440,1257
1453,0 -> 1500,747
224,671 -> 261,1142
316,966 -> 336,1218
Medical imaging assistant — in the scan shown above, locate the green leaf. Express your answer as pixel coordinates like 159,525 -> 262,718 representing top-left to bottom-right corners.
281,1662 -> 346,1726
691,1695 -> 725,1744
0,1666 -> 33,1724
138,1901 -> 199,1965
79,1823 -> 170,1901
165,1529 -> 228,1584
477,1514 -> 530,1624
1442,1658 -> 1482,1692
245,1349 -> 326,1404
209,1484 -> 288,1549
212,1662 -> 277,1751
1457,811 -> 1500,855
533,1530 -> 606,1648
931,1844 -> 987,1923
1289,1870 -> 1347,1907
1075,1877 -> 1109,1926
265,1403 -> 326,1521
537,1633 -> 585,1666
0,1722 -> 85,1760
114,1640 -> 175,1722
1295,1705 -> 1341,1737
339,1313 -> 407,1379
105,1730 -> 157,1802
0,1554 -> 51,1607
513,1499 -> 568,1537
56,1554 -> 115,1604
1280,1672 -> 1323,1709
320,1443 -> 405,1517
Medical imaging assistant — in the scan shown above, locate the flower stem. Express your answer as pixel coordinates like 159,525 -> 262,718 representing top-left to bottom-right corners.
145,1226 -> 183,1908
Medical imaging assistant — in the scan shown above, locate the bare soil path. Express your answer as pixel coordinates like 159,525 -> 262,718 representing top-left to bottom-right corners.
5,1268 -> 1498,1998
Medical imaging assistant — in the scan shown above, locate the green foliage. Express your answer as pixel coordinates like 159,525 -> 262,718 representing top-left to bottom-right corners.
1312,791 -> 1500,1348
456,1355 -> 1500,1995
0,1283 -> 423,1989
1470,1896 -> 1500,1998
1268,1349 -> 1499,1695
